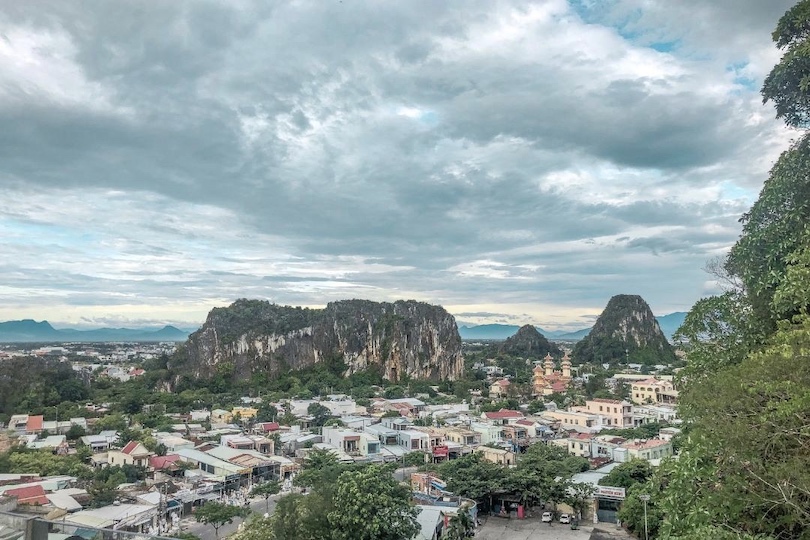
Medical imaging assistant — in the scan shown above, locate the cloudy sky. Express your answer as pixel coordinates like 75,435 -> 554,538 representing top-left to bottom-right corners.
0,0 -> 799,331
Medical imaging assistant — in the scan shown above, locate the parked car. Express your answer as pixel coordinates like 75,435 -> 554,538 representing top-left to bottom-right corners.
541,512 -> 553,523
559,513 -> 571,524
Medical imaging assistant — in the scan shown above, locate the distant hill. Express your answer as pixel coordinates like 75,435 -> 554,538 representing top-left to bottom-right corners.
498,325 -> 562,358
458,324 -> 521,340
460,312 -> 686,342
572,294 -> 676,366
655,312 -> 687,340
555,327 -> 591,341
0,319 -> 190,343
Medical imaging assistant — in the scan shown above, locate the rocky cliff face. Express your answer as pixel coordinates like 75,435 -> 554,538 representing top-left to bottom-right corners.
171,299 -> 463,382
572,294 -> 676,365
498,324 -> 561,358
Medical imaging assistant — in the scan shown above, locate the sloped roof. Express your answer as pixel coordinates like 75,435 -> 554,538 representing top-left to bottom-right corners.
6,485 -> 49,505
484,409 -> 524,420
149,454 -> 181,470
26,415 -> 44,432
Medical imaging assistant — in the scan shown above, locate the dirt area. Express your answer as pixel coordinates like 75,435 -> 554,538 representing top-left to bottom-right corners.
0,432 -> 13,454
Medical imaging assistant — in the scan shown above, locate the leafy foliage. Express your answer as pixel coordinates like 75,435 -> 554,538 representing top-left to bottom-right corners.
328,465 -> 419,540
194,502 -> 249,539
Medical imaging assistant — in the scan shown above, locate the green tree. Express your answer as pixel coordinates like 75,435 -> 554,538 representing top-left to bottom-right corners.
250,481 -> 281,512
598,459 -> 653,490
403,451 -> 428,467
65,424 -> 86,441
194,502 -> 249,540
307,402 -> 333,427
327,465 -> 419,540
445,509 -> 474,540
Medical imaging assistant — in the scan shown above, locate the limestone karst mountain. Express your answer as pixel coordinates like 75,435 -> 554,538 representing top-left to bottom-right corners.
169,298 -> 464,383
572,294 -> 676,365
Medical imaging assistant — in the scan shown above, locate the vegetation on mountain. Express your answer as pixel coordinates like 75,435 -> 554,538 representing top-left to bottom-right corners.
0,357 -> 89,418
173,298 -> 463,383
497,324 -> 561,358
638,4 -> 810,538
572,294 -> 676,366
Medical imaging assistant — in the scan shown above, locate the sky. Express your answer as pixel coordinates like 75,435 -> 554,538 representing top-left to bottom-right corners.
0,0 -> 800,332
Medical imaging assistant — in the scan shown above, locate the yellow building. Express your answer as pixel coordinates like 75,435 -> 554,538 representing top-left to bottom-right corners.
231,407 -> 258,421
489,378 -> 511,398
630,378 -> 678,405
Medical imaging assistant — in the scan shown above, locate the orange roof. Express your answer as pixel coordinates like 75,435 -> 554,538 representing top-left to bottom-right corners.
149,454 -> 181,470
121,441 -> 140,454
6,485 -> 49,505
26,415 -> 44,432
484,409 -> 524,420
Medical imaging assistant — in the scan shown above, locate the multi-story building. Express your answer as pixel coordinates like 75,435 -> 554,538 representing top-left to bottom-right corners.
631,378 -> 678,405
574,399 -> 633,429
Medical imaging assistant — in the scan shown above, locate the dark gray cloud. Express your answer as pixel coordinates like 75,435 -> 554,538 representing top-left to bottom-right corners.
0,0 -> 794,329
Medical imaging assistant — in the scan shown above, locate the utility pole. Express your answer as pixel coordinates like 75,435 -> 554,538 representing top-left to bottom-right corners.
639,494 -> 650,540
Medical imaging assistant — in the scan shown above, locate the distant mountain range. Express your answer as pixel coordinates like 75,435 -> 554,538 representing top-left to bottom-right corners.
458,311 -> 687,342
0,319 -> 191,343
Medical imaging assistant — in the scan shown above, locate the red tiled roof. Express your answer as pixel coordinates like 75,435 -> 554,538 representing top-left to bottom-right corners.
257,422 -> 280,432
149,454 -> 181,470
484,409 -> 524,420
121,441 -> 140,454
494,378 -> 511,385
571,433 -> 592,440
550,381 -> 568,392
514,419 -> 534,426
6,485 -> 49,505
26,415 -> 44,432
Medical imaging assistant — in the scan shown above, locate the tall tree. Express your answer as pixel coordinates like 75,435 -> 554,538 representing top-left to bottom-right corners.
327,465 -> 419,540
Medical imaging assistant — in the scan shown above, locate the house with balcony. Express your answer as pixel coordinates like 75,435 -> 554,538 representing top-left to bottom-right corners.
382,416 -> 413,431
542,410 -> 599,432
397,429 -> 431,452
632,404 -> 678,424
631,378 -> 679,405
470,423 -> 504,445
364,423 -> 400,446
561,433 -> 593,458
322,427 -> 363,456
440,427 -> 481,448
574,398 -> 634,429
590,435 -> 627,461
502,425 -> 530,450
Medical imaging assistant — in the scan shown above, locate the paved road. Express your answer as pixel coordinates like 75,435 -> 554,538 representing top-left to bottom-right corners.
179,495 -> 280,540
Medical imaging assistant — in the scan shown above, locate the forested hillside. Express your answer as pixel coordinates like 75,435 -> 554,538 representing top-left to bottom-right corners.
624,3 -> 810,538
